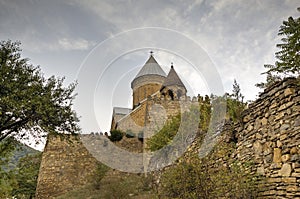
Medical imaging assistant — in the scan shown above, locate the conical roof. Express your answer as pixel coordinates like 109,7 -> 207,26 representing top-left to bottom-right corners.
162,65 -> 186,90
133,55 -> 166,80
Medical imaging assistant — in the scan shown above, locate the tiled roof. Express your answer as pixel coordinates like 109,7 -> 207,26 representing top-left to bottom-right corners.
113,107 -> 132,115
162,65 -> 186,89
134,55 -> 166,79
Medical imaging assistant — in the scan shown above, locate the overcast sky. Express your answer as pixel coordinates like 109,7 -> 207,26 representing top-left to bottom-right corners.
1,0 -> 299,136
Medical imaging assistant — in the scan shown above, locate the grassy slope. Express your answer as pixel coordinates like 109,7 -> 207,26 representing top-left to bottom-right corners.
55,169 -> 158,199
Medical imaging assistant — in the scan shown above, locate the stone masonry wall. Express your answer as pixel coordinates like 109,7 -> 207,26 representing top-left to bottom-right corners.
117,95 -> 199,135
35,134 -> 98,199
234,77 -> 300,198
133,83 -> 162,108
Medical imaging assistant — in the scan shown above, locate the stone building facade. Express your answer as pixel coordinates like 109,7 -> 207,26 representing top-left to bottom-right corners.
111,53 -> 188,135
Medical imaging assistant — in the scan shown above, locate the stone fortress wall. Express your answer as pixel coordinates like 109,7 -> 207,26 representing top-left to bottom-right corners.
35,77 -> 300,198
233,77 -> 300,198
116,93 -> 200,135
35,134 -> 99,199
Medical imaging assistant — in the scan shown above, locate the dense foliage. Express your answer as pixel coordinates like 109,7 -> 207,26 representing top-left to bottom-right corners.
146,81 -> 254,198
226,79 -> 246,123
146,113 -> 181,151
160,157 -> 260,199
0,140 -> 41,199
11,153 -> 41,198
265,8 -> 300,76
108,129 -> 124,142
258,8 -> 300,88
0,40 -> 79,145
147,95 -> 210,152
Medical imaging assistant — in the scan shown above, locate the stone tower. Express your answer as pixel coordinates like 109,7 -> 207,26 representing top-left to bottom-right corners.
111,53 -> 188,133
131,53 -> 166,108
160,64 -> 187,100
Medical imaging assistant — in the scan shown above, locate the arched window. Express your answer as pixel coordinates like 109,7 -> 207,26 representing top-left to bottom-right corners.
168,89 -> 174,100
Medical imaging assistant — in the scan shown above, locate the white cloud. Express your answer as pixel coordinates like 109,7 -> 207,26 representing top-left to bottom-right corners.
58,38 -> 96,50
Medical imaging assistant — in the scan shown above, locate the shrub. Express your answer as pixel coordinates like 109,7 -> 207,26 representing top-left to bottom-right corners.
146,114 -> 181,151
108,130 -> 124,142
91,163 -> 110,190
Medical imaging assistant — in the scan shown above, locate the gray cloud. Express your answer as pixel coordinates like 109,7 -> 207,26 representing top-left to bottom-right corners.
0,0 -> 298,132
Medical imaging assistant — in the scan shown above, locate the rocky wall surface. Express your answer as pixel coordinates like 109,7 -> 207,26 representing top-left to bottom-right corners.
35,134 -> 98,199
235,77 -> 300,198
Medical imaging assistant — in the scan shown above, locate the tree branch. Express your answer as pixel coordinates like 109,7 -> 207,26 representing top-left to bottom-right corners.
0,117 -> 30,140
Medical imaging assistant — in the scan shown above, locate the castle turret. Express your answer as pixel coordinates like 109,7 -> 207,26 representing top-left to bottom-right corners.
160,64 -> 187,100
131,53 -> 166,108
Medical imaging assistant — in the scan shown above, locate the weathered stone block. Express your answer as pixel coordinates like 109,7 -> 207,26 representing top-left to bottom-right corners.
282,177 -> 296,183
253,141 -> 263,155
273,148 -> 282,163
281,154 -> 290,162
275,112 -> 285,121
270,162 -> 282,169
291,172 -> 300,177
280,134 -> 288,141
267,177 -> 281,183
256,133 -> 263,139
292,162 -> 300,169
280,123 -> 290,132
257,166 -> 265,175
277,140 -> 283,148
247,124 -> 254,131
294,117 -> 300,127
279,163 -> 292,177
286,185 -> 299,192
284,88 -> 295,96
290,154 -> 300,162
270,103 -> 277,109
261,117 -> 268,126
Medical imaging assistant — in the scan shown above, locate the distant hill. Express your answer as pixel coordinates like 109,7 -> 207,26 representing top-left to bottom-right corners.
2,141 -> 41,171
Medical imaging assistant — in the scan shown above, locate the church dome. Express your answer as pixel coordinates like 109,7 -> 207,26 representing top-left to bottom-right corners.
131,53 -> 166,108
131,54 -> 166,89
133,55 -> 166,80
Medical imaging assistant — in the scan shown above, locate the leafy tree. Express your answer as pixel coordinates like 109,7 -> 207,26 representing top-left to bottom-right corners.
198,95 -> 211,132
231,79 -> 243,102
255,72 -> 282,89
264,8 -> 300,76
11,153 -> 42,199
0,138 -> 41,198
226,80 -> 246,123
91,163 -> 110,190
0,40 -> 79,146
0,138 -> 17,198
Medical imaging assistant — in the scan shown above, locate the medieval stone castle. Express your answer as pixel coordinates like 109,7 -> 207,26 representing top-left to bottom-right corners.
111,52 -> 191,135
35,52 -> 300,198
